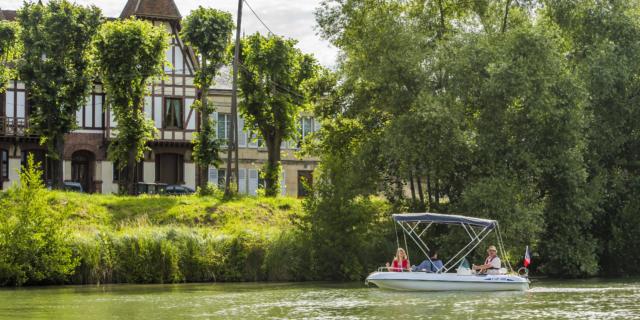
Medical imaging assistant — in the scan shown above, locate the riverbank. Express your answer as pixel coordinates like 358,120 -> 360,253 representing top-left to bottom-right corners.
0,167 -> 393,286
56,191 -> 314,284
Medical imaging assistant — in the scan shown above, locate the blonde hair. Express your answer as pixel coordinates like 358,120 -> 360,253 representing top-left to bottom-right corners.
394,247 -> 407,262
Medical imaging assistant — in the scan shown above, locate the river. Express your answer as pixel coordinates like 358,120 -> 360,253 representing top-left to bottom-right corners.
0,278 -> 638,319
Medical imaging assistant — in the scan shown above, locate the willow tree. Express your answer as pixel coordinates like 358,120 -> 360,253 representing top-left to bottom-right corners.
238,33 -> 318,197
181,7 -> 234,191
17,0 -> 101,189
93,19 -> 168,195
0,21 -> 18,91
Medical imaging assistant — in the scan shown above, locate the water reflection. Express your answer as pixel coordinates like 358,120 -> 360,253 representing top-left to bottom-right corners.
0,279 -> 638,319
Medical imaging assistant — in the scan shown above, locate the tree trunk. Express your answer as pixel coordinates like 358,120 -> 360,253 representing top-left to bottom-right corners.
264,134 -> 282,197
426,174 -> 433,210
434,179 -> 440,209
198,58 -> 210,191
416,174 -> 425,208
502,0 -> 513,33
126,149 -> 137,195
409,172 -> 416,203
436,0 -> 446,39
53,134 -> 65,189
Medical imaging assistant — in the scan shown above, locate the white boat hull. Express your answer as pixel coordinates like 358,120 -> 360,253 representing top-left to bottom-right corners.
365,272 -> 529,292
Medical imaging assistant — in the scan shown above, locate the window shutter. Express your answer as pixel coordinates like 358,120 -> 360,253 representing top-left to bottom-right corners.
248,169 -> 259,196
238,168 -> 247,194
238,116 -> 247,148
208,166 -> 218,185
280,169 -> 286,196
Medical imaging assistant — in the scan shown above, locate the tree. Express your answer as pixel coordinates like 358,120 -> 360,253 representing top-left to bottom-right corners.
544,0 -> 640,275
93,19 -> 168,195
238,33 -> 319,197
0,155 -> 77,286
0,21 -> 18,92
17,0 -> 101,189
181,7 -> 234,191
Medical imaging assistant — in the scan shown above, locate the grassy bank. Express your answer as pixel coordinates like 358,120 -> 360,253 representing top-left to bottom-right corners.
0,164 -> 394,286
45,191 -> 313,285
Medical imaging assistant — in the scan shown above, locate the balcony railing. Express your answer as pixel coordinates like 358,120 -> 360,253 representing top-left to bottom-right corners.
0,117 -> 29,136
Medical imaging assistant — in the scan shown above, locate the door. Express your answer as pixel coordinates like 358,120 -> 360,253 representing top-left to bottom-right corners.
297,170 -> 313,197
71,151 -> 94,193
156,153 -> 183,184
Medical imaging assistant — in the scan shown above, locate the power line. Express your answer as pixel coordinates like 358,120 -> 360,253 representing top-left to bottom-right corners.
243,0 -> 275,35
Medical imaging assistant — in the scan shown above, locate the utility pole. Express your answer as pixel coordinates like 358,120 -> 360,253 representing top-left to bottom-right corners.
225,0 -> 243,197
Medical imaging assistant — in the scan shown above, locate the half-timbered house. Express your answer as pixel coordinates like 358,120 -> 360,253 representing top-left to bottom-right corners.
0,0 -> 319,196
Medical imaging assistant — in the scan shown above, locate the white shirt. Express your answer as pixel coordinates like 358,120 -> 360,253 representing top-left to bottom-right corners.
486,256 -> 501,269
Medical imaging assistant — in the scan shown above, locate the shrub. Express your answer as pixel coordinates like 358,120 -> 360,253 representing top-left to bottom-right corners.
0,155 -> 78,286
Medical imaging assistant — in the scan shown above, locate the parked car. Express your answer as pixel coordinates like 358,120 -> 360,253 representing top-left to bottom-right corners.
45,180 -> 84,192
136,182 -> 167,195
63,181 -> 84,193
165,185 -> 195,196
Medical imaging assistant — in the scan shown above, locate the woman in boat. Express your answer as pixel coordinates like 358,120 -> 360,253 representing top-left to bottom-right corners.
386,248 -> 410,272
472,245 -> 501,274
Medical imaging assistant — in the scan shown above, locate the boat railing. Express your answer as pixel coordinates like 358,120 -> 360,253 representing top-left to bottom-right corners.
376,266 -> 412,272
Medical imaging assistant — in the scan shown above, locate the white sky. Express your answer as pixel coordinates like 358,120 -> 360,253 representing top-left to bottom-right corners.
0,0 -> 338,67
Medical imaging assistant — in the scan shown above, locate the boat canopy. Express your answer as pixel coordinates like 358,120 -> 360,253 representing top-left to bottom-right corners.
392,212 -> 496,229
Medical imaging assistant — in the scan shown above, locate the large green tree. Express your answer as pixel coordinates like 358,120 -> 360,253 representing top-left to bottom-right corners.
17,0 -> 101,189
93,19 -> 168,195
544,0 -> 640,275
181,7 -> 234,191
238,33 -> 319,197
313,0 -> 601,278
0,21 -> 18,92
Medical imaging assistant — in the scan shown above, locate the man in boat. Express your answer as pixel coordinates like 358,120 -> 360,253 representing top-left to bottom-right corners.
472,245 -> 501,275
412,252 -> 444,272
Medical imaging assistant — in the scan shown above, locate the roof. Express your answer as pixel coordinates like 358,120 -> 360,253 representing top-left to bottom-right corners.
120,0 -> 181,20
392,212 -> 497,229
0,10 -> 17,21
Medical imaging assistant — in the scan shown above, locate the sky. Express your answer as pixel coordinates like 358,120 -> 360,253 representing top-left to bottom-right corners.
0,0 -> 339,67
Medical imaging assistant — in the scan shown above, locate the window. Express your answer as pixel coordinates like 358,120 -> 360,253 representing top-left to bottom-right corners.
218,168 -> 226,189
1,149 -> 7,179
300,117 -> 314,140
164,98 -> 183,129
217,113 -> 231,142
21,150 -> 55,182
113,162 -> 143,182
298,117 -> 316,148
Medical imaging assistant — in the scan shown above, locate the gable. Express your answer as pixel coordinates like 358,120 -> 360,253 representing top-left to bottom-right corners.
120,0 -> 181,20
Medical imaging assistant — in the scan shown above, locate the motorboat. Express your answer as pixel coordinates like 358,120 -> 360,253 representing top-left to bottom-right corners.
365,212 -> 530,291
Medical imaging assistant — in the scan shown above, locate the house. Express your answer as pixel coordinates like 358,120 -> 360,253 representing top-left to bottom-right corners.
0,0 -> 319,196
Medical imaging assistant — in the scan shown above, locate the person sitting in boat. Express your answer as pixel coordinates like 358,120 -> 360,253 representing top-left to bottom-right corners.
472,245 -> 501,274
386,248 -> 410,272
412,252 -> 444,272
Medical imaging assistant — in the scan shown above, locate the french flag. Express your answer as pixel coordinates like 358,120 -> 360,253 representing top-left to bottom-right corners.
523,246 -> 531,267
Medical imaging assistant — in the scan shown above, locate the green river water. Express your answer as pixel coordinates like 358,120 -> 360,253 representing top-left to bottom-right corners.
0,278 -> 638,319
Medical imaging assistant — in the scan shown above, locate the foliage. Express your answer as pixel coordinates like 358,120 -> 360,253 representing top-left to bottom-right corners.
93,19 -> 167,195
0,155 -> 77,286
311,0 -> 608,277
181,7 -> 234,189
544,0 -> 640,276
0,21 -> 18,92
238,33 -> 319,196
17,0 -> 101,188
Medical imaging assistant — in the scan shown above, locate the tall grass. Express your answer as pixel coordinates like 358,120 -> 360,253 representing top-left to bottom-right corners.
70,226 -> 309,284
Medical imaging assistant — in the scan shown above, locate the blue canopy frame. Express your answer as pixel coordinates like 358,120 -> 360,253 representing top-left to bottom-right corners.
392,212 -> 498,273
392,213 -> 497,229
